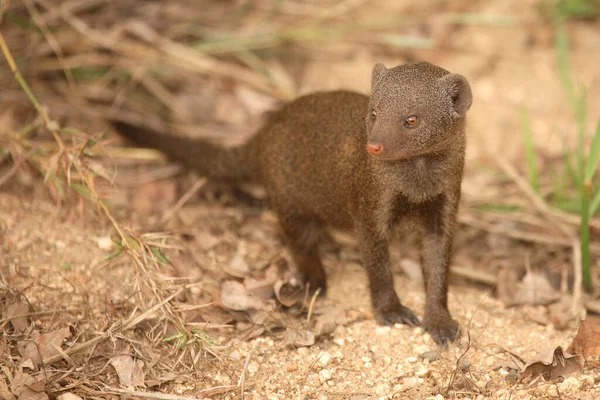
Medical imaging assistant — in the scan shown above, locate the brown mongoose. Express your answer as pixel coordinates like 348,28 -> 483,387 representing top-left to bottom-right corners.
111,61 -> 473,347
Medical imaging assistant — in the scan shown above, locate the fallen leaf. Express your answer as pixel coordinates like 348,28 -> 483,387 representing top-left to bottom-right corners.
274,279 -> 304,308
17,388 -> 48,400
520,346 -> 584,383
9,373 -> 45,399
223,242 -> 250,278
220,281 -> 266,311
194,231 -> 220,251
311,307 -> 348,337
567,320 -> 600,358
548,296 -> 576,329
5,303 -> 30,335
285,329 -> 315,347
0,379 -> 14,400
146,372 -> 177,388
109,355 -> 146,388
131,180 -> 177,215
495,266 -> 520,306
511,270 -> 560,307
195,306 -> 234,325
521,305 -> 549,326
17,328 -> 71,366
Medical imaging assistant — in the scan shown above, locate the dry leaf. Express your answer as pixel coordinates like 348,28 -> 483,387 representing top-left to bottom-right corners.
5,303 -> 30,335
17,328 -> 71,366
194,231 -> 220,251
520,346 -> 584,383
521,305 -> 550,326
285,329 -> 315,347
0,379 -> 14,400
131,180 -> 177,215
274,280 -> 304,308
510,270 -> 559,307
496,266 -> 520,306
223,242 -> 250,278
9,373 -> 46,399
16,388 -> 48,400
109,355 -> 146,388
220,281 -> 267,311
567,320 -> 600,358
311,307 -> 348,336
548,296 -> 576,329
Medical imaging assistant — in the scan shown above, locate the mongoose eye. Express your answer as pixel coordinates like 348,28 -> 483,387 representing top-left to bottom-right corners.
405,115 -> 418,127
370,110 -> 377,120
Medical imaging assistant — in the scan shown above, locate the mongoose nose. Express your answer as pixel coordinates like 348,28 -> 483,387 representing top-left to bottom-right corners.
366,142 -> 383,155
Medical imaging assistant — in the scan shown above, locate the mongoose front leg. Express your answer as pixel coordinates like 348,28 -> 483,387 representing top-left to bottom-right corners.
420,193 -> 460,347
278,215 -> 328,295
356,223 -> 421,327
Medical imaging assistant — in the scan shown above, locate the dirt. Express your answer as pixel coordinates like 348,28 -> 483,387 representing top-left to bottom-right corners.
2,0 -> 600,399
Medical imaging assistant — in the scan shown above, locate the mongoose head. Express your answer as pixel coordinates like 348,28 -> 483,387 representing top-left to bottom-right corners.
365,61 -> 472,161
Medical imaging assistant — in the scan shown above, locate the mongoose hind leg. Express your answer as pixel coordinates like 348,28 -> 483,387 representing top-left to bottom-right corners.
278,214 -> 328,295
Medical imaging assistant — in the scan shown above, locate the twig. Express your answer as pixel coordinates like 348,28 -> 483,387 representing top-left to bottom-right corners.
100,385 -> 238,399
42,287 -> 183,365
238,342 -> 258,399
493,155 -> 584,321
161,178 -> 207,224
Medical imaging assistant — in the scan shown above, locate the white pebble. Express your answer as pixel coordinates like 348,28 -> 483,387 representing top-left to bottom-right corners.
318,352 -> 332,366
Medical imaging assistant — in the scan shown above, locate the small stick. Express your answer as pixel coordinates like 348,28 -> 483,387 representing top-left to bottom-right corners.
493,155 -> 584,321
42,288 -> 183,365
161,178 -> 207,224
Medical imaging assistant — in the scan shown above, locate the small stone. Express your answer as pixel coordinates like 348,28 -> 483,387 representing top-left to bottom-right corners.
403,377 -> 419,388
57,394 -> 83,400
229,350 -> 241,361
420,350 -> 440,362
318,352 -> 332,366
459,358 -> 471,371
247,361 -> 259,374
333,338 -> 345,346
362,356 -> 372,363
287,363 -> 298,372
96,236 -> 113,251
375,325 -> 391,335
415,365 -> 429,377
406,356 -> 418,363
319,369 -> 332,381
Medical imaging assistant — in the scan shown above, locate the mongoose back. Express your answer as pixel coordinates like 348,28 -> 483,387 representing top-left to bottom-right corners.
112,61 -> 473,347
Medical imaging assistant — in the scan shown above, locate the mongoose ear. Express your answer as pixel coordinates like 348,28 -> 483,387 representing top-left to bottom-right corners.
440,73 -> 472,118
371,63 -> 388,90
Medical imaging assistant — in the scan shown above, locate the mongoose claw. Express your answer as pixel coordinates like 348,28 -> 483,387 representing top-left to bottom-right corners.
425,319 -> 460,349
374,303 -> 422,328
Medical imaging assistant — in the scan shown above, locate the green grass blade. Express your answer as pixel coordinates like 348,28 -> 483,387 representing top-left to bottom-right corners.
555,20 -> 576,108
520,106 -> 540,192
585,121 -> 600,182
590,189 -> 600,216
581,183 -> 593,291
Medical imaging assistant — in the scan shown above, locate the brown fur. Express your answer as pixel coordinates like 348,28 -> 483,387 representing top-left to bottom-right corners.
111,61 -> 473,347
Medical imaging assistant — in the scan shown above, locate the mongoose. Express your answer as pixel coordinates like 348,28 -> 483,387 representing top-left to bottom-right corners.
111,61 -> 473,347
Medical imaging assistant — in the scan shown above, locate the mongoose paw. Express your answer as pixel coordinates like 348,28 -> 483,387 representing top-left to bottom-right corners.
425,318 -> 460,349
374,303 -> 422,327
